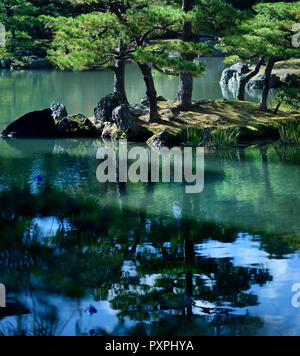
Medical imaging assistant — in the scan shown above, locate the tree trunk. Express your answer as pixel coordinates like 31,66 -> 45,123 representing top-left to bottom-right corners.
113,60 -> 128,105
178,72 -> 194,109
184,239 -> 194,321
138,63 -> 159,122
273,101 -> 282,115
10,28 -> 16,52
237,56 -> 265,101
178,0 -> 194,109
260,58 -> 276,112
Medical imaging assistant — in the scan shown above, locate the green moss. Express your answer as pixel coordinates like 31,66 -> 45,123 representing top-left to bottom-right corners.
135,100 -> 300,146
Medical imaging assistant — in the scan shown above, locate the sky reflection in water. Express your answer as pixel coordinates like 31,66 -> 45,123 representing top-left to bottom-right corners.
0,138 -> 300,336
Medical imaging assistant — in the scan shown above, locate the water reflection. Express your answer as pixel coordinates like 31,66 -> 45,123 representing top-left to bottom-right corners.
0,185 -> 271,336
0,140 -> 300,336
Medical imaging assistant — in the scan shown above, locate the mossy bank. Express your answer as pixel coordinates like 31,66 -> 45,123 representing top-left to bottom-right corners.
132,99 -> 300,146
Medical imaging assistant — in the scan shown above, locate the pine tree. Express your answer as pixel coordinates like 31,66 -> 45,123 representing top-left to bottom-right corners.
45,0 -> 208,121
0,0 -> 39,52
178,0 -> 194,109
158,0 -> 242,109
0,0 -> 75,55
220,1 -> 300,111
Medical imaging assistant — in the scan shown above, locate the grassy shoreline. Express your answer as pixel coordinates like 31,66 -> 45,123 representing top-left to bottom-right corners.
132,99 -> 300,145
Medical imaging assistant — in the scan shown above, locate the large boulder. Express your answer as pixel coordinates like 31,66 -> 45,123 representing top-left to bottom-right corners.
280,73 -> 299,87
247,73 -> 281,90
147,130 -> 180,147
220,68 -> 236,85
228,71 -> 241,93
112,105 -> 136,133
220,63 -> 249,85
1,109 -> 56,138
50,102 -> 68,121
230,62 -> 250,75
94,93 -> 122,123
56,114 -> 99,137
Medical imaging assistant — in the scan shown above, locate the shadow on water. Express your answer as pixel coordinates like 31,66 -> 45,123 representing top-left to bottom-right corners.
0,141 -> 300,335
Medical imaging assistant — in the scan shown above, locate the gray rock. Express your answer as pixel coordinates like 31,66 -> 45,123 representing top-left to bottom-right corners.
0,59 -> 11,69
247,73 -> 281,90
220,68 -> 237,85
101,122 -> 118,139
230,62 -> 250,75
220,63 -> 249,85
157,96 -> 169,102
141,97 -> 149,106
141,96 -> 169,106
50,102 -> 68,121
94,93 -> 122,123
228,71 -> 241,93
129,104 -> 149,116
112,105 -> 136,133
1,109 -> 56,138
27,58 -> 52,69
280,73 -> 298,87
147,130 -> 180,147
56,114 -> 99,137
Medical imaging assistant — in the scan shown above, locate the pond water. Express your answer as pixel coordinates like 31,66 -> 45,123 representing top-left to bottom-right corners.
0,58 -> 263,129
0,138 -> 300,336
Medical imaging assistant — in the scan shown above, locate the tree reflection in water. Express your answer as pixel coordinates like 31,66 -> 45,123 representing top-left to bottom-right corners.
1,143 -> 300,335
0,184 -> 274,336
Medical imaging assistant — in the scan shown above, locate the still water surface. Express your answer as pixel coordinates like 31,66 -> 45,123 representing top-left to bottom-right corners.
0,138 -> 299,336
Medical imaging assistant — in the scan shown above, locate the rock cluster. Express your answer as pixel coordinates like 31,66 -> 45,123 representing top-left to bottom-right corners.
220,62 -> 299,93
1,94 -> 138,139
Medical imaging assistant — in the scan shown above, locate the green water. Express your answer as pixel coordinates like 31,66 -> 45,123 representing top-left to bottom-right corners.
0,138 -> 300,336
0,61 -> 299,336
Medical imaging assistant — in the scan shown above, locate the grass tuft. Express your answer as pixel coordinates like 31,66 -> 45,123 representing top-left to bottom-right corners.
210,127 -> 240,147
278,120 -> 300,145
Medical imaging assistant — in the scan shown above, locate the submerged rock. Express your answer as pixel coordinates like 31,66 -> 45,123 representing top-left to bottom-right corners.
1,109 -> 56,138
56,114 -> 99,137
94,93 -> 122,123
147,130 -> 180,147
51,102 -> 68,121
